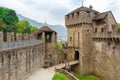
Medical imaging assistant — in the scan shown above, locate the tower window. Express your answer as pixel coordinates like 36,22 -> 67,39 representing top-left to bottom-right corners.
95,12 -> 97,15
87,11 -> 90,17
70,37 -> 72,41
67,15 -> 69,19
101,28 -> 104,32
95,28 -> 97,32
72,14 -> 74,18
77,12 -> 79,17
112,24 -> 116,30
87,29 -> 90,32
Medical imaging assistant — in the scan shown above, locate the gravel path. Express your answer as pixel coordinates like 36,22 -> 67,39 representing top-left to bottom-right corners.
26,68 -> 55,80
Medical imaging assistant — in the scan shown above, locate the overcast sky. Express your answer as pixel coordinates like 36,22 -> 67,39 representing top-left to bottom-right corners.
0,0 -> 120,26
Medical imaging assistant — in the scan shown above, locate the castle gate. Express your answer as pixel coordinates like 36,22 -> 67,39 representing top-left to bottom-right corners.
74,51 -> 79,60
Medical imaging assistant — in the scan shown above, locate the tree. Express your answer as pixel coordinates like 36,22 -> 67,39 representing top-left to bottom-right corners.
15,20 -> 38,34
56,42 -> 63,50
118,23 -> 120,31
0,7 -> 18,41
0,19 -> 7,41
15,20 -> 29,33
31,26 -> 38,33
0,19 -> 6,31
0,7 -> 18,25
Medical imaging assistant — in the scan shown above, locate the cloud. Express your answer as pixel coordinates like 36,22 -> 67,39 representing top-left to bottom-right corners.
0,0 -> 120,26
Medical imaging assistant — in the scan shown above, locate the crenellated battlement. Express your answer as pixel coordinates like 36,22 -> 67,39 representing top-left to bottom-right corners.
65,6 -> 98,27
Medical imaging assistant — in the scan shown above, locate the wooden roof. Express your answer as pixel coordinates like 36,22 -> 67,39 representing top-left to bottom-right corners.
35,26 -> 57,34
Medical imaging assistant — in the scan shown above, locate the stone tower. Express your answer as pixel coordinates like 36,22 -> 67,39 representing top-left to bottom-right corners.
35,26 -> 57,60
65,6 -> 98,74
65,5 -> 120,80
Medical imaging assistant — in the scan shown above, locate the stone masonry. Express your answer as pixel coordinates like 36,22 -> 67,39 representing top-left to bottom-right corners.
7,32 -> 14,42
0,32 -> 3,43
35,26 -> 57,66
65,5 -> 120,80
16,33 -> 22,41
0,43 -> 44,80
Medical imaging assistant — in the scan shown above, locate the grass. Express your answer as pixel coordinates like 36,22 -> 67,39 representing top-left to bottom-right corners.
52,72 -> 70,80
74,73 -> 101,80
52,72 -> 101,80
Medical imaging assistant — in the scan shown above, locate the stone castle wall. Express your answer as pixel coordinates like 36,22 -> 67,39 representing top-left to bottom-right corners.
0,43 -> 45,80
92,40 -> 120,80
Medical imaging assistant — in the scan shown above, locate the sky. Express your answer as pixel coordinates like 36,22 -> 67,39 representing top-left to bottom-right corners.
0,0 -> 120,26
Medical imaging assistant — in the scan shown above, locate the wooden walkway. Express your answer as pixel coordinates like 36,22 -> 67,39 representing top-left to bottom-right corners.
50,60 -> 79,69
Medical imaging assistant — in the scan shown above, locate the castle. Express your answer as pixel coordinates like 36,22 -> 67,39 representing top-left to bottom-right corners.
65,5 -> 120,80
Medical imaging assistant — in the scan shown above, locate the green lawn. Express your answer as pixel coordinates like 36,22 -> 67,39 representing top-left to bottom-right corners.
52,72 -> 70,80
52,72 -> 101,80
74,73 -> 101,80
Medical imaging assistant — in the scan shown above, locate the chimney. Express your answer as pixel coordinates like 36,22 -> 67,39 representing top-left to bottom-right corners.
89,5 -> 93,10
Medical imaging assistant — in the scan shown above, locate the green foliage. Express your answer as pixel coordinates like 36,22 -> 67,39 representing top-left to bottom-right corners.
56,42 -> 63,50
0,19 -> 6,31
74,73 -> 101,80
15,20 -> 38,34
0,7 -> 18,25
15,20 -> 30,33
52,72 -> 70,80
31,26 -> 38,33
0,7 -> 18,41
117,23 -> 120,31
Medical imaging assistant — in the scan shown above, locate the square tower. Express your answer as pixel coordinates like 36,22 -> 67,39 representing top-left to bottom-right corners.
35,26 -> 57,61
65,6 -> 98,74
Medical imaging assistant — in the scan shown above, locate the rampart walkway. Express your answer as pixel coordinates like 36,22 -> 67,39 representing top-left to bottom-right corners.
0,40 -> 43,50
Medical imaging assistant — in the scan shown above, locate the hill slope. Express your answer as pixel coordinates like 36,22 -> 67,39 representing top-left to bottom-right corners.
17,14 -> 67,40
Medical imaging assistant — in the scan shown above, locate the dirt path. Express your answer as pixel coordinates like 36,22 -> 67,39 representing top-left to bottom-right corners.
26,61 -> 78,80
26,68 -> 55,80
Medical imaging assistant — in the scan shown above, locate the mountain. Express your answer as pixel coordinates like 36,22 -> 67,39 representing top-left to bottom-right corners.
17,14 -> 67,41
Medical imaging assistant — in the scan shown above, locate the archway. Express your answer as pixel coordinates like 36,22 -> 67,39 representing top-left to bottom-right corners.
74,51 -> 79,60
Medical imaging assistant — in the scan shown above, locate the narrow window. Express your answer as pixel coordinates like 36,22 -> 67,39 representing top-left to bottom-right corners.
87,29 -> 89,32
70,37 -> 72,41
67,15 -> 69,19
95,28 -> 97,32
77,12 -> 79,18
87,11 -> 90,17
78,32 -> 79,47
101,28 -> 104,32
